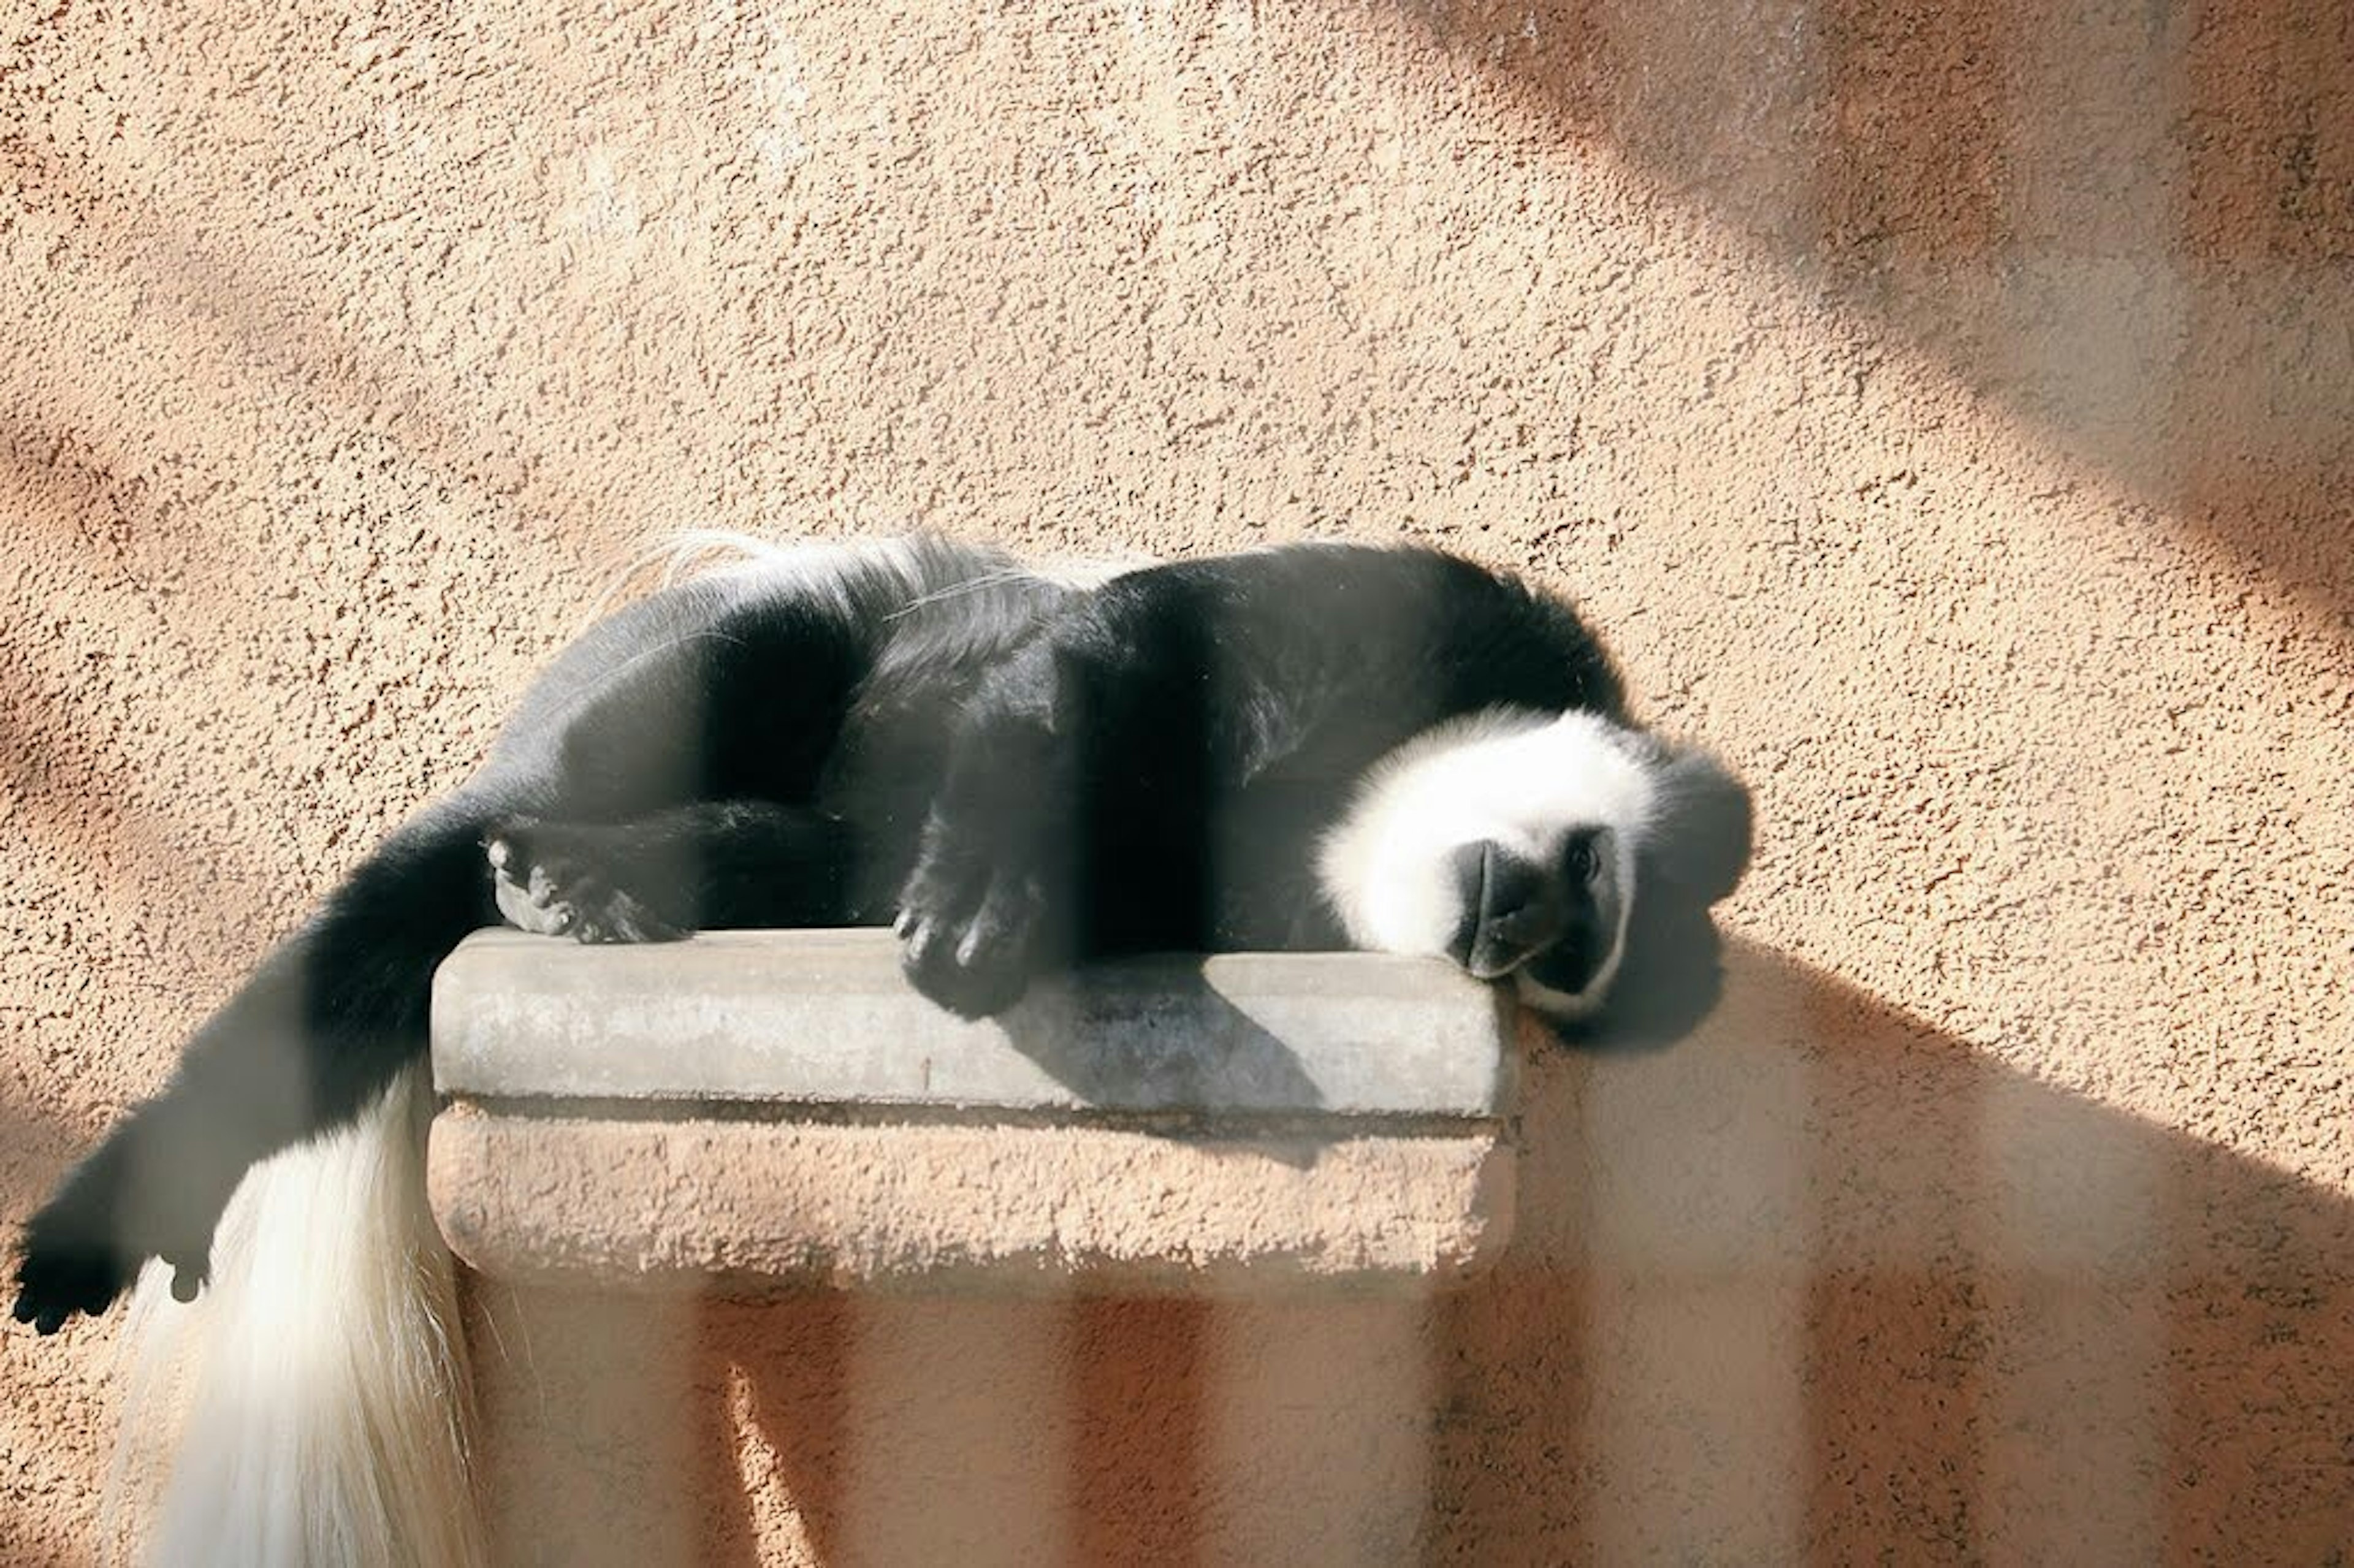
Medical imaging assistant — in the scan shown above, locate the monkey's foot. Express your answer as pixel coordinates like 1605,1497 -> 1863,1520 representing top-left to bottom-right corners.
486,821 -> 688,945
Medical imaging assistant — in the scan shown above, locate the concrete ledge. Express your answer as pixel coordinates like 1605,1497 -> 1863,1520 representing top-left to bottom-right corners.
433,929 -> 1516,1118
429,930 -> 1519,1295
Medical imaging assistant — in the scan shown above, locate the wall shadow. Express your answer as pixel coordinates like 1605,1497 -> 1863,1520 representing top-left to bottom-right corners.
720,1295 -> 1222,1565
465,1282 -> 782,1567
0,658 -> 272,919
695,1294 -> 857,1564
0,140 -> 612,572
1428,936 -> 2354,1559
0,1093 -> 75,1236
0,1090 -> 104,1568
1383,0 -> 2354,616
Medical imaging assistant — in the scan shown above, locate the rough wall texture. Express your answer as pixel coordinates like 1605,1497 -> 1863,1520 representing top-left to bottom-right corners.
1,0 -> 2347,1562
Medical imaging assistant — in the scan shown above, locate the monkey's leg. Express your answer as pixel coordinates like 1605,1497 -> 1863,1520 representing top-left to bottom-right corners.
12,791 -> 510,1331
484,801 -> 864,943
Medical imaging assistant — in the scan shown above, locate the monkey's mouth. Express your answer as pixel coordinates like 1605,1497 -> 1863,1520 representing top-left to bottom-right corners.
1444,840 -> 1572,981
1443,837 -> 1625,1001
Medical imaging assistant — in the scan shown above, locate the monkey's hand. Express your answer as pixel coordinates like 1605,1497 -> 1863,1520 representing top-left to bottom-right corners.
894,818 -> 1057,1021
15,1204 -> 138,1335
894,696 -> 1078,1019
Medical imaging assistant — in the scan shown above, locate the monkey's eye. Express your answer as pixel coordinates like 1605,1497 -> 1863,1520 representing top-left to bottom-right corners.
1558,831 -> 1600,881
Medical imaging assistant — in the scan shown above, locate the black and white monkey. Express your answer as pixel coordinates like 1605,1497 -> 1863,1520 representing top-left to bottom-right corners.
12,536 -> 1750,1561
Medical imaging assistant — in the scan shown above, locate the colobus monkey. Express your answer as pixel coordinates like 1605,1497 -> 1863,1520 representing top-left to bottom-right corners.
12,536 -> 1750,1561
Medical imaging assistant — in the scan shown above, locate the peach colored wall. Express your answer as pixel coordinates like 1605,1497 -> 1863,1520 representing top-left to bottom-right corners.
4,0 -> 2348,1561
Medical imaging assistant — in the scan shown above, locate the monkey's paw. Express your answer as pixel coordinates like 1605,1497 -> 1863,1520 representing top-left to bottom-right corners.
894,842 -> 1051,1020
486,821 -> 688,944
12,1176 -> 205,1335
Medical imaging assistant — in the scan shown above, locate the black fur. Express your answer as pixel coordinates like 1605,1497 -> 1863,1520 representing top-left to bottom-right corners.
12,538 -> 1740,1333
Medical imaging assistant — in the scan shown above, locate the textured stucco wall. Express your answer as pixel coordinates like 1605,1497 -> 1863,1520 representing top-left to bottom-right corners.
3,0 -> 2349,1561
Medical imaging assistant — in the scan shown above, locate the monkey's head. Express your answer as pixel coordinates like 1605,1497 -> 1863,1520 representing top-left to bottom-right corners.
1317,709 -> 1753,1040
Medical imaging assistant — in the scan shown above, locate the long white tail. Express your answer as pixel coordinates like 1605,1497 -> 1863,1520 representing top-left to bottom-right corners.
104,1065 -> 485,1567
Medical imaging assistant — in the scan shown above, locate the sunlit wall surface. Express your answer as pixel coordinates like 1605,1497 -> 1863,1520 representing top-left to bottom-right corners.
3,0 -> 2347,1559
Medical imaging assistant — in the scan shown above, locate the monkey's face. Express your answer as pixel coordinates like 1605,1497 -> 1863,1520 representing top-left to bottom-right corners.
1318,709 -> 1750,1033
1442,826 -> 1629,1020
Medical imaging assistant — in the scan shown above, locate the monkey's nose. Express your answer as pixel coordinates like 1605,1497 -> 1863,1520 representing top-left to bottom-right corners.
1445,840 -> 1564,980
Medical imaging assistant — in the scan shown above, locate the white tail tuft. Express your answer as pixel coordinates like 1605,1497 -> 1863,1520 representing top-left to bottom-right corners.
104,1067 -> 484,1568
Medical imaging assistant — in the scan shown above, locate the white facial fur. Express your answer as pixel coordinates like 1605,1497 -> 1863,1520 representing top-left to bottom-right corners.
1316,708 -> 1658,1015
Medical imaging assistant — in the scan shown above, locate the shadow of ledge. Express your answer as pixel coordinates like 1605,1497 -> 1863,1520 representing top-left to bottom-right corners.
1431,934 -> 2354,1562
